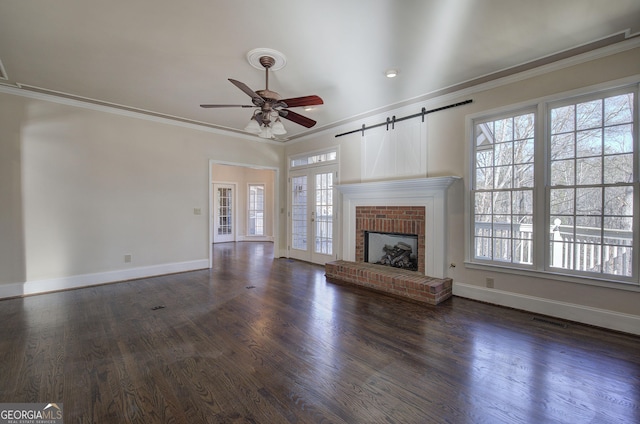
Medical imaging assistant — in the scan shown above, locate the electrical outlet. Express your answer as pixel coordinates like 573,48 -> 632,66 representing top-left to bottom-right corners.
124,254 -> 132,263
486,277 -> 494,288
193,208 -> 202,215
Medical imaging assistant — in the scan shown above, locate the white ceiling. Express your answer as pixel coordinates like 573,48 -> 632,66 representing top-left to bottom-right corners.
1,0 -> 639,142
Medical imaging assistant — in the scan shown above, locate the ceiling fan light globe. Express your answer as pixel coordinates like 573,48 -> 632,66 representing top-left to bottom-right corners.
258,126 -> 273,139
271,120 -> 287,135
244,119 -> 261,134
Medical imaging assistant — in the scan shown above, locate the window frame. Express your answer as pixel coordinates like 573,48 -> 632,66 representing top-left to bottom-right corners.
466,80 -> 639,290
290,147 -> 338,170
471,107 -> 538,268
247,183 -> 265,237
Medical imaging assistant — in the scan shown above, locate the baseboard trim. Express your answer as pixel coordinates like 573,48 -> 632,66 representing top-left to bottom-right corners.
453,282 -> 640,336
0,259 -> 210,299
236,236 -> 274,242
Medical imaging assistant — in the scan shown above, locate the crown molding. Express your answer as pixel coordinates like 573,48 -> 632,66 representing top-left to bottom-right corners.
2,34 -> 638,144
0,83 -> 284,145
316,34 -> 640,139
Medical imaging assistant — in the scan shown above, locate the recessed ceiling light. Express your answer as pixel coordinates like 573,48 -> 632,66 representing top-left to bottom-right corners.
385,69 -> 398,78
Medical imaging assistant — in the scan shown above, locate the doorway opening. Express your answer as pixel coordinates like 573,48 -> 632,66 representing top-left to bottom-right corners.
209,162 -> 279,268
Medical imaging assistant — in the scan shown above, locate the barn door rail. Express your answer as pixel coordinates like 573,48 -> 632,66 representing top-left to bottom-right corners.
334,99 -> 472,138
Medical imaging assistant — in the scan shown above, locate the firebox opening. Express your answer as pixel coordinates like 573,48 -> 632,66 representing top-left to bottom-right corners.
364,231 -> 419,271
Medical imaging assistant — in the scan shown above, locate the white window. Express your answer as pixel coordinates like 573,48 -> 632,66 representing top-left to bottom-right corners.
548,90 -> 635,278
248,184 -> 264,236
290,149 -> 337,168
471,84 -> 638,287
473,110 -> 536,265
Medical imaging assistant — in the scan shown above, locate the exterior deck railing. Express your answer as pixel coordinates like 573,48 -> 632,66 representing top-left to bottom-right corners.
474,221 -> 633,276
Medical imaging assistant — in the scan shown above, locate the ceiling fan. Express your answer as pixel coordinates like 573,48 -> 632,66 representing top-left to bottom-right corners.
200,54 -> 323,138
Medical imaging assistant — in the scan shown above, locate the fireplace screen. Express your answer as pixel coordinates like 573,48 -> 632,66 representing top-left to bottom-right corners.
364,231 -> 418,271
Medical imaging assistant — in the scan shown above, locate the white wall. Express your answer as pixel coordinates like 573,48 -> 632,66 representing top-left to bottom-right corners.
287,43 -> 640,333
0,94 -> 26,284
0,91 -> 284,297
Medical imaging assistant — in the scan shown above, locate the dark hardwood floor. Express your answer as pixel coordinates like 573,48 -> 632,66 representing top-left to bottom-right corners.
1,242 -> 638,423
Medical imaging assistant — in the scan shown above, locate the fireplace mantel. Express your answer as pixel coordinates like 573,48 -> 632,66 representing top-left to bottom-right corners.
336,177 -> 460,279
336,176 -> 459,198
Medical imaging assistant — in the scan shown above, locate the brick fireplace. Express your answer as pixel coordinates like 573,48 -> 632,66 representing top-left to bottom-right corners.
326,177 -> 459,305
356,206 -> 425,274
336,177 -> 459,279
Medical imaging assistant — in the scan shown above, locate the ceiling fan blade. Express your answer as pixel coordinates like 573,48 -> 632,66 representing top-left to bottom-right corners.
200,104 -> 255,108
280,95 -> 324,108
279,109 -> 317,128
228,78 -> 265,106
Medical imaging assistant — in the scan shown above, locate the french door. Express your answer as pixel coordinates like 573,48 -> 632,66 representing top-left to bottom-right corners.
213,183 -> 235,243
289,166 -> 337,264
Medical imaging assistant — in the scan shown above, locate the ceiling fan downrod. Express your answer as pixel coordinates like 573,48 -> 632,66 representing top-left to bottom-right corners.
255,55 -> 281,101
259,56 -> 275,91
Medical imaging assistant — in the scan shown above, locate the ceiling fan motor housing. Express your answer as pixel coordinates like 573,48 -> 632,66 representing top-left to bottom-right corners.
256,89 -> 282,101
259,56 -> 276,69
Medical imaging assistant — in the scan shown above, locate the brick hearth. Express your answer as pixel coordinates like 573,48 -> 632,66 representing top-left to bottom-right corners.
328,205 -> 452,305
325,260 -> 452,305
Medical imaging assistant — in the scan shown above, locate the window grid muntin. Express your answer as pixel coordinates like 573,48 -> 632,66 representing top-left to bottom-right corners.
473,110 -> 535,265
547,89 -> 635,278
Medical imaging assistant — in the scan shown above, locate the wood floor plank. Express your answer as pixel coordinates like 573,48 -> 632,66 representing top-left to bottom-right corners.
1,241 -> 639,423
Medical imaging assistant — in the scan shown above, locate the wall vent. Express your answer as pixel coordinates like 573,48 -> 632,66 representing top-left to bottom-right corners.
531,316 -> 568,328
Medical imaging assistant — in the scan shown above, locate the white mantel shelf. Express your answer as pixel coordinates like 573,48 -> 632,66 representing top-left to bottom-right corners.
336,176 -> 460,198
336,176 -> 461,279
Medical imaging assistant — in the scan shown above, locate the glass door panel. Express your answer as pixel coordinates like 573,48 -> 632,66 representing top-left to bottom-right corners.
213,183 -> 235,243
289,166 -> 336,264
312,172 -> 334,262
291,175 -> 308,251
